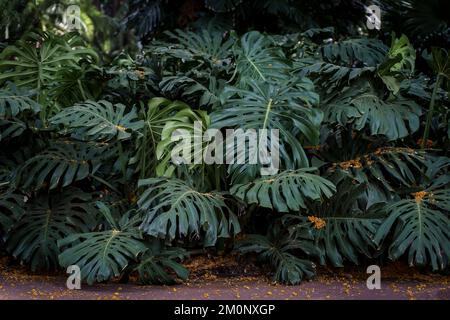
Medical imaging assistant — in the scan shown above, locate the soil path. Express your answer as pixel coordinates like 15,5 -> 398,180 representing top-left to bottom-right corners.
1,257 -> 449,300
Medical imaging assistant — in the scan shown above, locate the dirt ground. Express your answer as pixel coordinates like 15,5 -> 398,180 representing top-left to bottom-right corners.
1,255 -> 449,300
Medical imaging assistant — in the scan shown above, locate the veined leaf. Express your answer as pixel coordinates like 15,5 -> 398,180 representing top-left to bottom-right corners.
297,58 -> 375,93
329,147 -> 427,193
137,178 -> 240,246
321,38 -> 388,67
135,241 -> 189,285
237,226 -> 317,285
58,206 -> 146,284
6,188 -> 96,271
14,142 -> 103,191
156,104 -> 210,177
159,75 -> 224,108
0,84 -> 40,117
235,31 -> 289,84
231,168 -> 335,212
162,29 -> 234,69
374,189 -> 450,271
284,180 -> 384,267
0,191 -> 24,233
0,118 -> 26,141
50,100 -> 144,141
325,82 -> 422,140
0,32 -> 98,92
131,98 -> 198,178
212,79 -> 321,183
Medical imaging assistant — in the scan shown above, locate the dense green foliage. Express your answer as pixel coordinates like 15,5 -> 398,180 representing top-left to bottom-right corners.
0,0 -> 449,285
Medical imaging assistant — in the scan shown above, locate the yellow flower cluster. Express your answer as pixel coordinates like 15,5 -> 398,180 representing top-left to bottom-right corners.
412,191 -> 429,203
308,216 -> 326,229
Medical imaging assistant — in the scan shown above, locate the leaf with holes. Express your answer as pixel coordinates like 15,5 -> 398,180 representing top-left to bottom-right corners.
231,168 -> 335,212
137,178 -> 240,246
6,188 -> 96,271
374,189 -> 450,271
50,100 -> 144,141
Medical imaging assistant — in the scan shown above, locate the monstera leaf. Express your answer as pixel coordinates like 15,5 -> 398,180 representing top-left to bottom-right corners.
385,34 -> 416,73
329,147 -> 428,194
212,78 -> 321,183
155,103 -> 210,177
0,119 -> 27,141
50,100 -> 144,141
234,31 -> 289,85
6,188 -> 96,271
321,38 -> 388,67
0,191 -> 24,232
0,32 -> 98,94
0,85 -> 40,141
378,34 -> 416,94
137,178 -> 240,246
374,185 -> 450,271
231,168 -> 335,212
159,76 -> 225,108
135,241 -> 189,285
132,98 -> 199,178
297,58 -> 375,93
325,82 -> 422,140
14,142 -> 103,191
284,180 -> 384,267
123,0 -> 162,39
156,29 -> 234,70
59,203 -> 146,284
0,84 -> 40,117
237,226 -> 318,285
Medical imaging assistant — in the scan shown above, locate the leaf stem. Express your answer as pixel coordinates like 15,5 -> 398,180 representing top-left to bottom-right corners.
421,74 -> 442,149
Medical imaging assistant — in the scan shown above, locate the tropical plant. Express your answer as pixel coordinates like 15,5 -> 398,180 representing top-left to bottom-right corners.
237,225 -> 318,285
1,0 -> 450,287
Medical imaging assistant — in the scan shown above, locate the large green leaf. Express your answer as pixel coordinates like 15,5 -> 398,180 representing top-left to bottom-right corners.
0,191 -> 24,233
237,225 -> 317,285
58,205 -> 146,284
131,98 -> 198,178
321,38 -> 388,67
0,84 -> 40,141
284,180 -> 384,267
329,147 -> 427,193
234,31 -> 289,85
155,101 -> 210,177
14,142 -> 103,191
378,34 -> 416,94
231,168 -> 335,212
6,188 -> 96,271
159,75 -> 225,108
297,58 -> 375,93
137,178 -> 240,246
157,29 -> 234,70
0,118 -> 27,141
0,32 -> 98,94
374,188 -> 450,271
325,82 -> 422,140
212,79 -> 321,183
50,100 -> 144,141
0,84 -> 40,117
135,241 -> 189,285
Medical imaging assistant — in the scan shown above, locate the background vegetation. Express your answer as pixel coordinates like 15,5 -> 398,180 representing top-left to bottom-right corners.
0,0 -> 449,285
